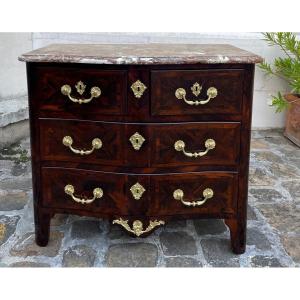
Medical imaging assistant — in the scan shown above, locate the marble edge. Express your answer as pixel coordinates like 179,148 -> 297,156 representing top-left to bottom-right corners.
18,54 -> 263,64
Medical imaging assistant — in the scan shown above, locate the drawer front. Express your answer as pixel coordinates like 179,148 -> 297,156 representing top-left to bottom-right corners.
40,119 -> 124,166
150,122 -> 240,167
151,69 -> 244,116
149,172 -> 238,216
40,121 -> 240,167
32,66 -> 126,117
41,168 -> 150,215
41,168 -> 237,217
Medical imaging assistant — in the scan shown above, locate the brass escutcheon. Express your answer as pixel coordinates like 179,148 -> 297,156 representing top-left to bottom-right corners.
130,182 -> 146,200
129,132 -> 145,150
131,80 -> 147,98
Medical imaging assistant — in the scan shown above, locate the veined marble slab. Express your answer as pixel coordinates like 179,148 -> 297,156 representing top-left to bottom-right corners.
19,44 -> 262,65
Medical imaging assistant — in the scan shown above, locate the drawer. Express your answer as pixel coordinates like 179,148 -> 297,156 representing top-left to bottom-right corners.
40,120 -> 240,167
151,69 -> 244,116
40,119 -> 124,166
150,122 -> 240,167
31,66 -> 126,117
149,172 -> 238,216
41,168 -> 237,218
41,168 -> 150,215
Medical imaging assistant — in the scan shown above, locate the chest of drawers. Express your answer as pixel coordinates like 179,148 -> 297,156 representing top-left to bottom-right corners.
19,44 -> 262,254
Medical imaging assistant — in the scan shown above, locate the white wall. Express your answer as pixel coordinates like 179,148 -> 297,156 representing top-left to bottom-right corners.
1,32 -> 295,128
0,33 -> 32,101
0,33 -> 32,128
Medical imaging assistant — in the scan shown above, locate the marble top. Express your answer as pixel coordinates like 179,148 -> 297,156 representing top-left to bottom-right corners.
19,44 -> 262,65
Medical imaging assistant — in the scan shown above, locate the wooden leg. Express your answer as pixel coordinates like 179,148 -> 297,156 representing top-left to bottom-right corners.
34,209 -> 51,247
225,218 -> 246,254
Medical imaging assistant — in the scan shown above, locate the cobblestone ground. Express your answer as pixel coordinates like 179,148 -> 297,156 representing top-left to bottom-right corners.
0,130 -> 299,267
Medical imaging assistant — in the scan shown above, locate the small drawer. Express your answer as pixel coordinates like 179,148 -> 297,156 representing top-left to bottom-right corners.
151,69 -> 244,116
149,172 -> 238,217
31,65 -> 126,117
150,122 -> 240,167
40,119 -> 124,166
41,168 -> 150,216
41,168 -> 126,214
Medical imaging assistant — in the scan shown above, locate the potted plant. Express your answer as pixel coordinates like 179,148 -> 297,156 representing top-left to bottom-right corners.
259,32 -> 300,146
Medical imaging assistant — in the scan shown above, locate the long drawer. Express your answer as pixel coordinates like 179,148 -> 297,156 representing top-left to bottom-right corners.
41,167 -> 237,217
40,119 -> 241,167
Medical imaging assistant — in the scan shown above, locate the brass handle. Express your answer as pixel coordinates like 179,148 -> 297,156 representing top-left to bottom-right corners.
173,188 -> 214,207
112,218 -> 165,237
175,86 -> 218,105
174,138 -> 216,158
62,136 -> 102,155
61,83 -> 101,104
64,184 -> 103,205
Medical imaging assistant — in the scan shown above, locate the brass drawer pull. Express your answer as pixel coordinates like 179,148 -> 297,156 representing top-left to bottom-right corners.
175,84 -> 218,105
62,136 -> 102,155
112,218 -> 165,237
61,81 -> 101,104
173,188 -> 214,207
64,184 -> 103,205
174,138 -> 216,158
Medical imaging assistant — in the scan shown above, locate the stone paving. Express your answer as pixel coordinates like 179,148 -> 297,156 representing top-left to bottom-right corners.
0,129 -> 299,267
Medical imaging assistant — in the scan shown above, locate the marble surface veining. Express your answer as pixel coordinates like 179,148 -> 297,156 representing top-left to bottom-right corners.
19,44 -> 263,64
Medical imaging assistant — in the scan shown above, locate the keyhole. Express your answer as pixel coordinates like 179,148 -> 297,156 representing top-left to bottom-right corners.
135,138 -> 139,144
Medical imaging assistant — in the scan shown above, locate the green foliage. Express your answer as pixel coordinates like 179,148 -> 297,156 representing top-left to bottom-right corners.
270,92 -> 290,113
258,32 -> 300,112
